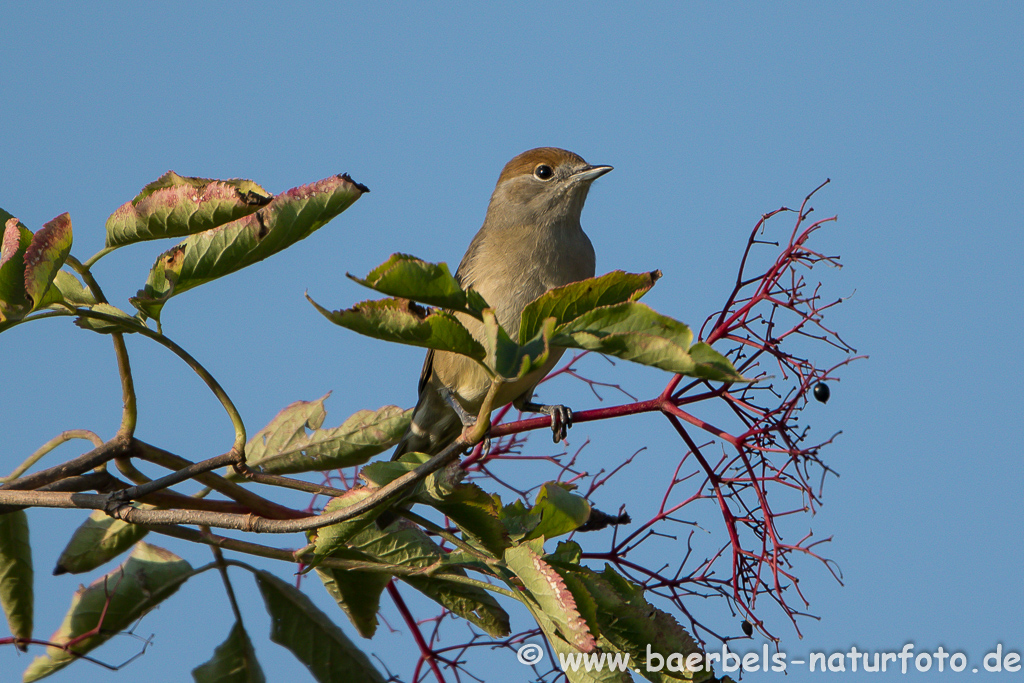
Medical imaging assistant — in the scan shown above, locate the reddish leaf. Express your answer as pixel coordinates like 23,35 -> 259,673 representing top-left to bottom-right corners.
23,213 -> 72,310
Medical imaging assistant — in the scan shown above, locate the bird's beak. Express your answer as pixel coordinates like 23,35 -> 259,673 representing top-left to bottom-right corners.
573,164 -> 613,182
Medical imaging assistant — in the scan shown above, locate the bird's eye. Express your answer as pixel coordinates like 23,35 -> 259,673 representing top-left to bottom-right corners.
534,164 -> 554,180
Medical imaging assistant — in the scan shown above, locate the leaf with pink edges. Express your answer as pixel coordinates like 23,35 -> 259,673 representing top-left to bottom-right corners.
0,217 -> 33,322
131,173 -> 367,322
105,171 -> 271,247
504,544 -> 596,653
23,213 -> 72,312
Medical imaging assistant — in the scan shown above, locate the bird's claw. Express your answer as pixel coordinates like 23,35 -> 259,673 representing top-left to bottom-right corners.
519,400 -> 574,443
541,404 -> 573,443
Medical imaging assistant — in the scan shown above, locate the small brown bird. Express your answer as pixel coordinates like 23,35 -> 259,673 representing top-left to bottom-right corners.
392,147 -> 612,459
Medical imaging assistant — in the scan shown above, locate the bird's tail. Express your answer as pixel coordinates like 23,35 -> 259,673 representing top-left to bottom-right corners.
390,390 -> 462,460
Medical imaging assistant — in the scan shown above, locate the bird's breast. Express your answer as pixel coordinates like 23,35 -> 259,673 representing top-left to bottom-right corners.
467,226 -> 595,338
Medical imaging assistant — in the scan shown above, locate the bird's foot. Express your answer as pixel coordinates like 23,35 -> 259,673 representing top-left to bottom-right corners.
438,386 -> 490,452
438,386 -> 476,428
520,401 -> 573,442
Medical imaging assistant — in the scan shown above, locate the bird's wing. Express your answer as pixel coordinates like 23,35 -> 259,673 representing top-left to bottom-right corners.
415,234 -> 479,399
417,347 -> 435,397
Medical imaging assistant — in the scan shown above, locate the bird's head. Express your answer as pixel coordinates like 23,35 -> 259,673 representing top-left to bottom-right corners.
485,147 -> 612,229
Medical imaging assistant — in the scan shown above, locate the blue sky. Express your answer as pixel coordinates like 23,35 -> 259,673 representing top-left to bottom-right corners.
2,3 -> 1021,682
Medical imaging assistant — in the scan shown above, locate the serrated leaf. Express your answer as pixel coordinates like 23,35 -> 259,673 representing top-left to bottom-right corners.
360,452 -> 462,506
403,573 -> 510,637
23,213 -> 72,311
23,543 -> 193,682
311,489 -> 385,560
349,253 -> 489,316
53,509 -> 149,575
432,483 -> 509,558
521,590 -> 630,683
526,482 -> 591,541
192,620 -> 266,683
552,302 -> 745,382
255,570 -> 385,683
558,571 -> 602,642
238,395 -> 410,477
315,548 -> 391,639
308,295 -> 486,360
0,217 -> 33,323
498,499 -> 542,540
520,270 -> 662,343
504,545 -> 596,653
344,519 -> 510,637
359,451 -> 430,488
538,632 -> 633,683
556,302 -> 693,346
72,302 -> 140,334
483,310 -> 552,381
560,565 -> 708,683
548,540 -> 584,565
0,510 -> 33,647
107,171 -> 271,247
131,173 -> 367,321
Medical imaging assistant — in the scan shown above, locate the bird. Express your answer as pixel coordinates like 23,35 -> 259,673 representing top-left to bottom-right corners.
391,147 -> 612,460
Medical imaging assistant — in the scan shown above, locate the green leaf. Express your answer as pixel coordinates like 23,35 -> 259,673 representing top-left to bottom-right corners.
558,571 -> 602,644
498,499 -> 542,541
308,295 -> 485,360
0,207 -> 16,227
552,302 -> 745,382
548,540 -> 583,565
344,519 -> 511,637
311,489 -> 385,560
359,451 -> 430,487
107,171 -> 272,247
403,573 -> 510,637
23,213 -> 72,312
131,242 -> 185,319
526,483 -> 591,541
556,302 -> 693,346
50,270 -> 96,307
687,342 -> 744,382
349,253 -> 489,316
72,302 -> 141,334
560,565 -> 709,683
131,173 -> 367,321
518,582 -> 630,683
192,621 -> 266,683
519,270 -> 662,343
0,510 -> 33,647
504,544 -> 596,653
431,483 -> 509,558
315,549 -> 391,639
255,570 -> 385,683
360,451 -> 463,506
482,310 -> 552,381
23,543 -> 193,682
53,509 -> 149,575
238,395 -> 410,477
532,630 -> 632,683
347,518 -> 445,568
360,458 -> 425,500
0,217 -> 33,323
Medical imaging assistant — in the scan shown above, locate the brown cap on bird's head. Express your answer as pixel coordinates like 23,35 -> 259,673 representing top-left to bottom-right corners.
496,147 -> 588,185
487,148 -> 613,224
